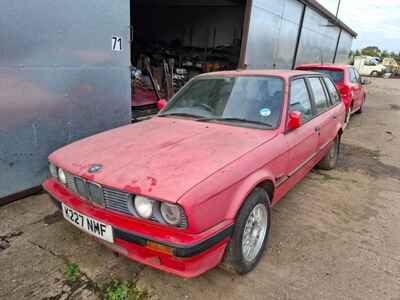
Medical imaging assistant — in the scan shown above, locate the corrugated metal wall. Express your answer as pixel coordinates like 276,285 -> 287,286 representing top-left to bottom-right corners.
245,0 -> 354,69
245,0 -> 303,69
335,31 -> 354,64
0,0 -> 131,199
295,6 -> 341,65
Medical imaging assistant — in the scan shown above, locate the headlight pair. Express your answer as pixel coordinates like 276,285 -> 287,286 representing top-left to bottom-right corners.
49,163 -> 67,185
134,196 -> 186,228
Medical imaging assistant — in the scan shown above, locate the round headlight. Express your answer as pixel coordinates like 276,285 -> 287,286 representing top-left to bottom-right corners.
135,196 -> 154,219
160,203 -> 182,226
58,168 -> 67,185
49,163 -> 58,178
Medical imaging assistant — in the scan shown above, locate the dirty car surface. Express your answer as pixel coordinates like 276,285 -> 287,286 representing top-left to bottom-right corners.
43,70 -> 346,278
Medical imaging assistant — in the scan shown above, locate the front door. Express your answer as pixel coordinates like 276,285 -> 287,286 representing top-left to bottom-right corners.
285,78 -> 319,185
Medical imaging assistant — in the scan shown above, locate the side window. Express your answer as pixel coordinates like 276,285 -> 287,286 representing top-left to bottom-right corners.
323,77 -> 341,104
289,79 -> 313,123
348,68 -> 358,83
308,77 -> 329,114
353,68 -> 361,83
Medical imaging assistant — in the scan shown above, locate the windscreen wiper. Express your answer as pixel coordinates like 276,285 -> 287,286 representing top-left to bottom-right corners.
198,117 -> 272,127
159,112 -> 204,119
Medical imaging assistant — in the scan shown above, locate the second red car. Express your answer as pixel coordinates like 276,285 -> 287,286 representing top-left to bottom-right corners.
296,64 -> 368,124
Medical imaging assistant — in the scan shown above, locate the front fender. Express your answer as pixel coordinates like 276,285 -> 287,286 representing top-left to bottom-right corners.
180,166 -> 276,234
223,169 -> 275,220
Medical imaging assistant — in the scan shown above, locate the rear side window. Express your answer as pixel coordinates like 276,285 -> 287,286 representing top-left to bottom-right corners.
348,68 -> 358,83
289,79 -> 313,123
323,77 -> 341,104
308,77 -> 329,114
304,68 -> 344,83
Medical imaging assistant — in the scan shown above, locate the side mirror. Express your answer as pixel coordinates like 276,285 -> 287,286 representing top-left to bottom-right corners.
287,111 -> 302,131
157,99 -> 167,111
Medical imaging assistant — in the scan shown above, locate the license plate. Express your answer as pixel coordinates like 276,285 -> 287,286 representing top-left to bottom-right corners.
62,204 -> 114,243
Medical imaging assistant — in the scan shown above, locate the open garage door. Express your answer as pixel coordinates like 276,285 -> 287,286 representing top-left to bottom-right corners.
130,0 -> 247,118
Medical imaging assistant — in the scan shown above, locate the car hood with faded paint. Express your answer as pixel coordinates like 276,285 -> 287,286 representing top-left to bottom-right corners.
50,117 -> 277,202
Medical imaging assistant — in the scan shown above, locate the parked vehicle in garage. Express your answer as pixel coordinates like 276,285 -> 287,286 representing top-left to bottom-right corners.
43,70 -> 345,278
296,64 -> 368,123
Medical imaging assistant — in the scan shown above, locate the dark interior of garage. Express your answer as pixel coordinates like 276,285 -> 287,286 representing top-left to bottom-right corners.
130,0 -> 246,117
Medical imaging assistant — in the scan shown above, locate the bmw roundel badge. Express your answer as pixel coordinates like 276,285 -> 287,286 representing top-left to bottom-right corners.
88,164 -> 103,173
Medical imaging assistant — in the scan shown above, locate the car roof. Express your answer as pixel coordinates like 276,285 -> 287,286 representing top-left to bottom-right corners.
197,69 -> 319,79
296,64 -> 349,70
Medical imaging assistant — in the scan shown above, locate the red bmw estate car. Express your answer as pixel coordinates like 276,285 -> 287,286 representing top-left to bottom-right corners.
43,70 -> 345,278
296,64 -> 368,124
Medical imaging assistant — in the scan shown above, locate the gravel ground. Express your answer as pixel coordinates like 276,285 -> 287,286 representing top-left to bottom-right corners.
0,78 -> 399,300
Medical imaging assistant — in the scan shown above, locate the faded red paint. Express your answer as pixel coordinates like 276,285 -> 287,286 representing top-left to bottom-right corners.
44,70 -> 346,278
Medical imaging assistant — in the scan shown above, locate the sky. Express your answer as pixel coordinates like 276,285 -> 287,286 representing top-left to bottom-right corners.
317,0 -> 400,52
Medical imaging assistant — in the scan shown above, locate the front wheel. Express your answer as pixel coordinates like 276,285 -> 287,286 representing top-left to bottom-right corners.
318,135 -> 340,170
371,71 -> 379,77
221,188 -> 271,275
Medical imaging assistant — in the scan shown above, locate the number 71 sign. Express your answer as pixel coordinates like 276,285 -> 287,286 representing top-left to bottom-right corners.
112,35 -> 123,52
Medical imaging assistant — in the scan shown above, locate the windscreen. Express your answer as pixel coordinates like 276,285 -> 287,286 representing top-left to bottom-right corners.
160,76 -> 284,129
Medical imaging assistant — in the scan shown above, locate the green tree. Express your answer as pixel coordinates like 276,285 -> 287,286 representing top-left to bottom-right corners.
361,46 -> 380,57
381,50 -> 390,58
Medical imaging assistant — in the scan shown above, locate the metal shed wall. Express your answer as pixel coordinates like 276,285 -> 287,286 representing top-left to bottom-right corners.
295,6 -> 341,65
245,0 -> 304,69
0,0 -> 131,200
335,31 -> 354,64
244,0 -> 354,69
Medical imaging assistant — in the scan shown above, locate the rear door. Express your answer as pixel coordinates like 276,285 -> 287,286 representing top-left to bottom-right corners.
306,77 -> 336,152
348,67 -> 363,110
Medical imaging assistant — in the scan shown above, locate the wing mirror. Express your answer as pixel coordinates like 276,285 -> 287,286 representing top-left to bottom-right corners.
157,99 -> 167,111
287,111 -> 302,131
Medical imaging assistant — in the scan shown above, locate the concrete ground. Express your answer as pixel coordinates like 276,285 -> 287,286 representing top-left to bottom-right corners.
1,78 -> 399,300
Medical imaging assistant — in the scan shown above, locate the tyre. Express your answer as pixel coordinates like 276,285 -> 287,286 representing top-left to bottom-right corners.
318,135 -> 340,170
371,71 -> 379,77
221,188 -> 271,275
345,106 -> 352,125
356,97 -> 365,114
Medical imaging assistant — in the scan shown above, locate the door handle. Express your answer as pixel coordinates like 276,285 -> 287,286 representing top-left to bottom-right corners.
332,115 -> 337,120
315,127 -> 320,133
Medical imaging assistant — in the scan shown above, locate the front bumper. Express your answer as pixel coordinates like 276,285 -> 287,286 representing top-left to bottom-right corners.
43,179 -> 233,278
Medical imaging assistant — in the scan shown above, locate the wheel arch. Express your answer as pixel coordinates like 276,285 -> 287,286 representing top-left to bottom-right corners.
225,170 -> 276,221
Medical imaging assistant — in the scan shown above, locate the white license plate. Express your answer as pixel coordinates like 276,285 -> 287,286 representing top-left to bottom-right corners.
62,204 -> 114,243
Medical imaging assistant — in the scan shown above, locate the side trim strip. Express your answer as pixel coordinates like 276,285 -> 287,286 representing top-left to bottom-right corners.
277,138 -> 335,188
288,152 -> 318,178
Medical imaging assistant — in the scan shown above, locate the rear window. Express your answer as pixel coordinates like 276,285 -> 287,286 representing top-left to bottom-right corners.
305,69 -> 344,83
